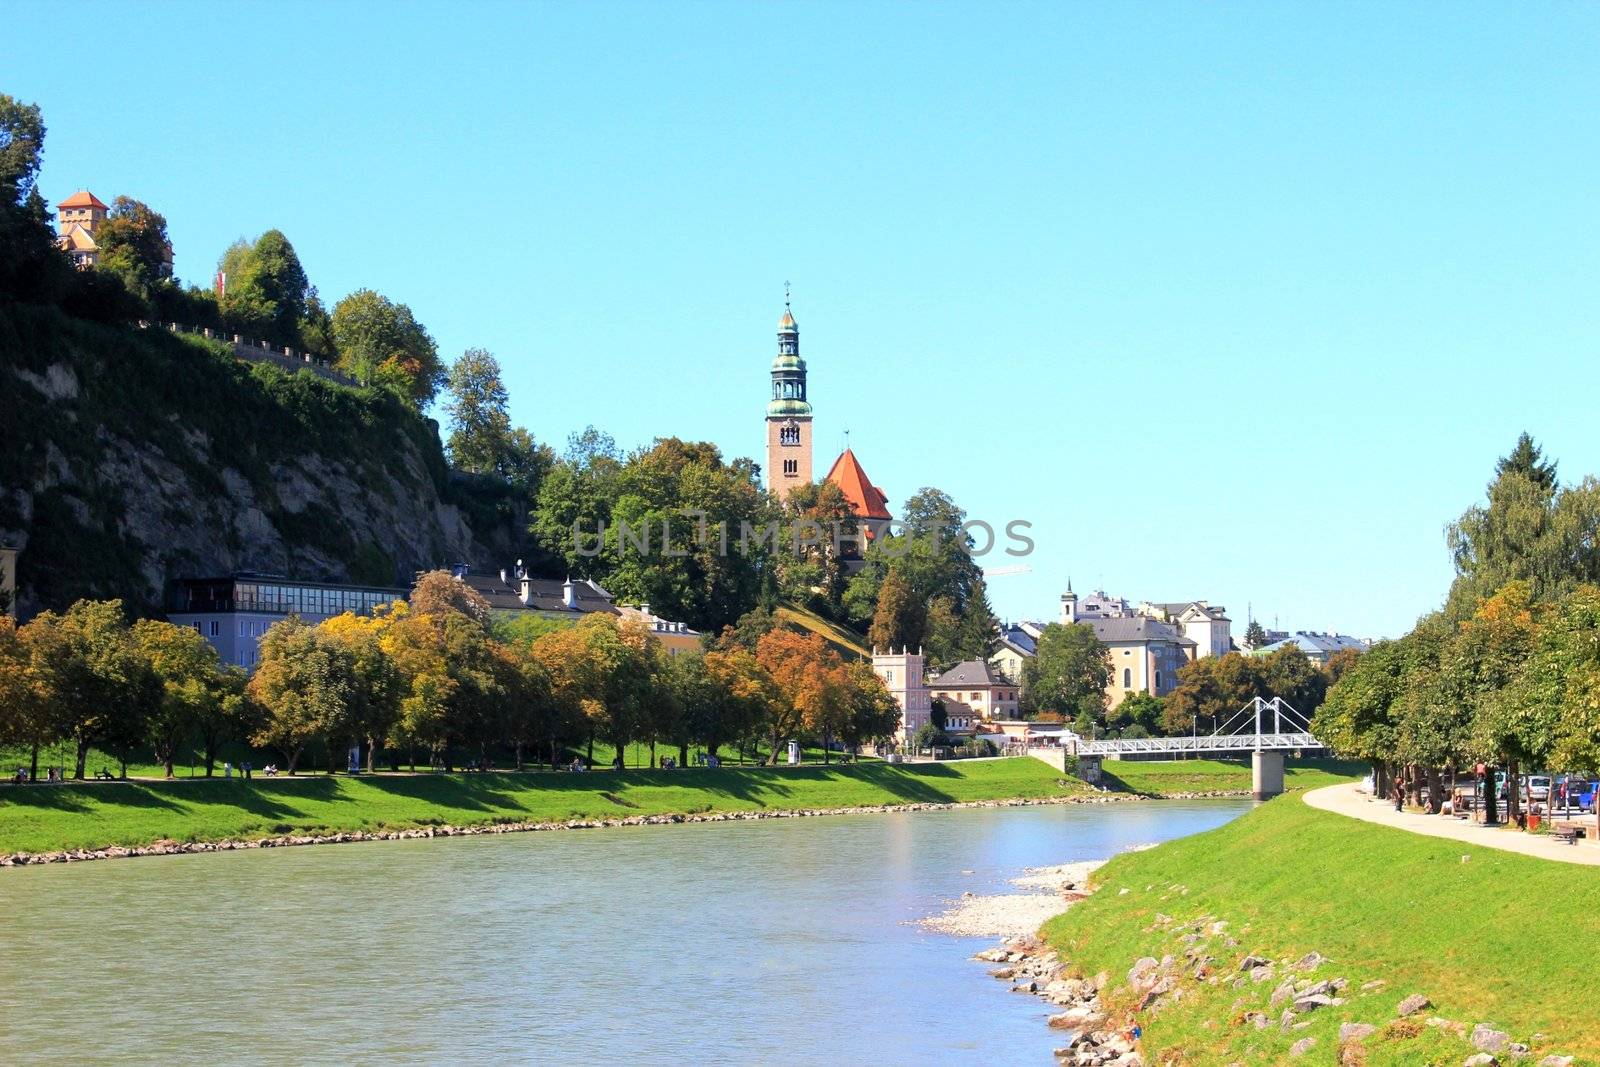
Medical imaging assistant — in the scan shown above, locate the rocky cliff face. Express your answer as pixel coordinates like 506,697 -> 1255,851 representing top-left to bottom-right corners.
0,304 -> 494,616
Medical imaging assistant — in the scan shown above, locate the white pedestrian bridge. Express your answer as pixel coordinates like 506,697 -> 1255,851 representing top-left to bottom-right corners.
1063,698 -> 1325,799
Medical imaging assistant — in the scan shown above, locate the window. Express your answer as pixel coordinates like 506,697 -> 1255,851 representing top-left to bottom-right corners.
1123,667 -> 1131,689
1155,670 -> 1162,689
191,622 -> 202,634
783,459 -> 798,475
209,620 -> 220,637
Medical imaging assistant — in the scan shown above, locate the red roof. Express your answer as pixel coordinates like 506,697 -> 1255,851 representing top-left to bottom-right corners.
824,448 -> 892,521
57,190 -> 107,210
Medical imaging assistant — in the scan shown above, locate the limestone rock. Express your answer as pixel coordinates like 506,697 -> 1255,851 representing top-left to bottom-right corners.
1472,1024 -> 1511,1053
1289,1037 -> 1317,1057
1463,1055 -> 1498,1067
1538,1056 -> 1574,1067
1396,993 -> 1433,1017
1294,951 -> 1327,971
1339,1022 -> 1377,1042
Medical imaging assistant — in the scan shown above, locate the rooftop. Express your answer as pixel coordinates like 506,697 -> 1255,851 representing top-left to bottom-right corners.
928,659 -> 1014,688
1082,616 -> 1196,646
57,189 -> 107,210
824,448 -> 892,521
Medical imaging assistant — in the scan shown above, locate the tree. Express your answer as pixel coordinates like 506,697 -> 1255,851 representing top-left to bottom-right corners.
868,565 -> 926,652
1023,622 -> 1111,723
385,605 -> 504,771
249,617 -> 354,774
21,600 -> 159,779
701,646 -> 777,759
0,616 -> 51,777
1110,692 -> 1164,737
841,660 -> 901,755
1243,619 -> 1269,650
131,618 -> 224,779
331,288 -> 444,406
754,629 -> 837,763
319,607 -> 404,772
218,230 -> 310,349
408,569 -> 492,628
0,94 -> 70,303
193,666 -> 254,778
913,720 -> 942,754
497,643 -> 563,770
96,196 -> 172,294
445,348 -> 514,474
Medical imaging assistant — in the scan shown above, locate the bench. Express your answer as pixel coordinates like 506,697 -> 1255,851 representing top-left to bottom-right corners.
1554,826 -> 1579,846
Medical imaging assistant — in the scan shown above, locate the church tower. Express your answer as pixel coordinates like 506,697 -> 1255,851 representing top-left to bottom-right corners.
765,293 -> 813,501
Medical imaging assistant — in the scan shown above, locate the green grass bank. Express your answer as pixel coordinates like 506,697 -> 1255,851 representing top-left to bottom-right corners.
0,757 -> 1088,856
1042,792 -> 1600,1064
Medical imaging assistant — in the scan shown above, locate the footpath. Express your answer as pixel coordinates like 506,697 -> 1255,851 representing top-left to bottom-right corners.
1303,781 -> 1600,867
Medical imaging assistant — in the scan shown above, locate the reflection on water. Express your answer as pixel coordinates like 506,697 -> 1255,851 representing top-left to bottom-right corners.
0,799 -> 1250,1065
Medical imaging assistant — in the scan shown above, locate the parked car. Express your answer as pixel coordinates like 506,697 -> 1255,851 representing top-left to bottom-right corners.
1524,775 -> 1552,803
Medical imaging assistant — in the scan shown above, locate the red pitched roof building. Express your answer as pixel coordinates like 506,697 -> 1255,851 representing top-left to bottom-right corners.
823,448 -> 891,522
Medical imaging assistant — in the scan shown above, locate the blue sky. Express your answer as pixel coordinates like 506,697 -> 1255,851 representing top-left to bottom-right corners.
12,2 -> 1600,638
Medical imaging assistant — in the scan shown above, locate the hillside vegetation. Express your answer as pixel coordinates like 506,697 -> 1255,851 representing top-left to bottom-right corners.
1044,794 -> 1600,1064
0,304 -> 507,614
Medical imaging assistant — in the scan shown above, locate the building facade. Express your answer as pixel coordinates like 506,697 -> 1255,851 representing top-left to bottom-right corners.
871,647 -> 932,742
989,626 -> 1036,697
927,660 -> 1021,726
56,190 -> 109,267
168,574 -> 408,670
1138,600 -> 1232,658
1082,616 -> 1195,708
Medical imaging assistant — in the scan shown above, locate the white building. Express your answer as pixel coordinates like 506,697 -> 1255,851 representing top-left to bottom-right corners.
1138,600 -> 1232,659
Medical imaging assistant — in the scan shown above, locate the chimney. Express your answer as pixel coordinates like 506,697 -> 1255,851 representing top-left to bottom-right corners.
562,577 -> 578,610
639,602 -> 650,619
519,573 -> 532,607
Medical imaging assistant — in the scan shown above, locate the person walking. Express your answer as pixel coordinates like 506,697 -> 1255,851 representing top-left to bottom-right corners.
1391,775 -> 1405,813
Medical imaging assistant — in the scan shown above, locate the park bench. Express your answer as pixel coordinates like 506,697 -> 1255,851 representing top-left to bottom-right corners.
1553,826 -> 1579,846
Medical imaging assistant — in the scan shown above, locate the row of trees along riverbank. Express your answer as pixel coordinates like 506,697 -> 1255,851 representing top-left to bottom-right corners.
0,571 -> 905,781
1314,434 -> 1600,822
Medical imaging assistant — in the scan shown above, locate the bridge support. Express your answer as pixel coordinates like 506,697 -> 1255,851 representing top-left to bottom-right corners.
1076,754 -> 1103,785
1252,750 -> 1284,800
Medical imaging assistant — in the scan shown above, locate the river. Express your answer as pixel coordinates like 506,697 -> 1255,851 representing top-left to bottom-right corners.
0,798 -> 1251,1064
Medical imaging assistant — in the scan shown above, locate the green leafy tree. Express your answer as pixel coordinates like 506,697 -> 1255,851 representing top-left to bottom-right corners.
218,230 -> 310,348
131,618 -> 224,779
95,196 -> 172,294
20,599 -> 159,779
1244,619 -> 1269,649
249,617 -> 355,774
1023,622 -> 1111,723
0,94 -> 70,302
331,288 -> 444,406
868,565 -> 926,652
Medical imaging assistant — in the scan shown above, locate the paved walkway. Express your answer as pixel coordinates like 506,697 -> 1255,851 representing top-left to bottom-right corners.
1302,782 -> 1600,867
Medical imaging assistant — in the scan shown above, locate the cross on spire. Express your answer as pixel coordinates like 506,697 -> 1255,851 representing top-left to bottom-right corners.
784,280 -> 791,309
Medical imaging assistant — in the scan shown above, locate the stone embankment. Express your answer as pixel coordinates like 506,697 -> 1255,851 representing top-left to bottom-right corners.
978,907 -> 1577,1066
1,790 -> 1145,869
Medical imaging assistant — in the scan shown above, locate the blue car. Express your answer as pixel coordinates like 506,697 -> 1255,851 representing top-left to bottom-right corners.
1556,776 -> 1599,812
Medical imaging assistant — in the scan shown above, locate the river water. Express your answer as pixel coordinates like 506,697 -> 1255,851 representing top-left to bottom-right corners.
0,799 -> 1250,1065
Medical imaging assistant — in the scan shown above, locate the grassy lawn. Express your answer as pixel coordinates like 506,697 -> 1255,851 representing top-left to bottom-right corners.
0,738 -> 868,782
1101,756 -> 1365,796
1043,792 -> 1600,1065
0,756 -> 1083,855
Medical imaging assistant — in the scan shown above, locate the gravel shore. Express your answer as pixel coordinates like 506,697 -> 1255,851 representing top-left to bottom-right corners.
918,859 -> 1107,939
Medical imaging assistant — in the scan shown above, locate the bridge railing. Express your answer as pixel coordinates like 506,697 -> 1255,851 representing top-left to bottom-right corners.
1076,732 -> 1324,757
